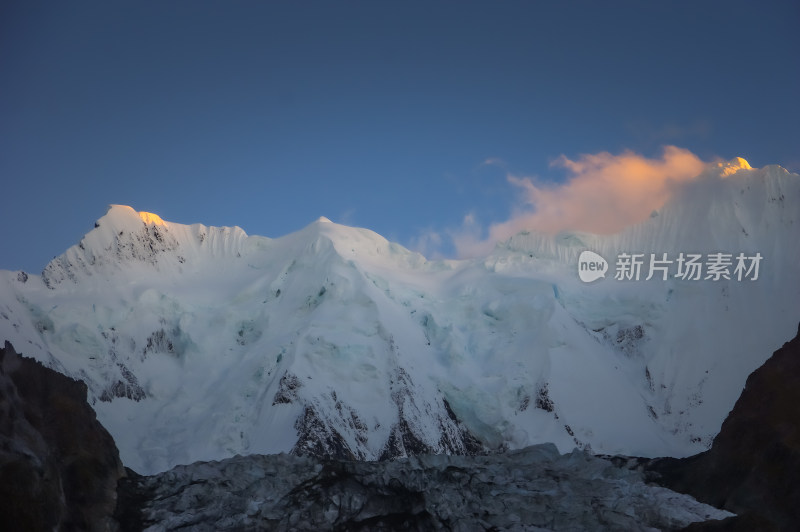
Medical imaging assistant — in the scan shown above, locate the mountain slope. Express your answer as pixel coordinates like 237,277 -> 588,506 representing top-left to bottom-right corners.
648,321 -> 800,530
1,160 -> 798,475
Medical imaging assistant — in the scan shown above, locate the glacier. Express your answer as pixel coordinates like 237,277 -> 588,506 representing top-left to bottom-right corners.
123,444 -> 733,531
1,158 -> 798,475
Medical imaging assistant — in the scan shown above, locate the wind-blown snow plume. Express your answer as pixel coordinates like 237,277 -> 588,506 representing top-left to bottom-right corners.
453,146 -> 712,257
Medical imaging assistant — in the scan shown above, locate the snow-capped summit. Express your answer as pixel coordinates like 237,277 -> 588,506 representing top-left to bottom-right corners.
40,204 -> 252,289
1,163 -> 798,475
716,156 -> 752,177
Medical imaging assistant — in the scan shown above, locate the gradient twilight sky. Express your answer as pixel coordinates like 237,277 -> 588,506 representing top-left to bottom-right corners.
2,1 -> 798,272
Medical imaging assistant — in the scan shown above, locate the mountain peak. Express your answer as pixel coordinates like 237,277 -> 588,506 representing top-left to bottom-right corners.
41,205 -> 252,288
102,205 -> 167,227
3,167 -> 798,475
730,156 -> 751,169
316,216 -> 333,224
716,156 -> 752,177
138,211 -> 167,226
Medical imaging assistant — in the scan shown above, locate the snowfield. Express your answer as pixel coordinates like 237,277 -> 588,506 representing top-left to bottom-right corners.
1,158 -> 798,475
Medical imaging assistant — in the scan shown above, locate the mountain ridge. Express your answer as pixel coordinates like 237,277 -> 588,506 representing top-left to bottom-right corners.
1,161 -> 799,474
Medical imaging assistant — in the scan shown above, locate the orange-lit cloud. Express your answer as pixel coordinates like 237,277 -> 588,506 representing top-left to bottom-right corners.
452,146 -> 710,257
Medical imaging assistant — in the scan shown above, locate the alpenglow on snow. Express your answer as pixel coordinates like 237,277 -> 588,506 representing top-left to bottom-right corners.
1,158 -> 798,474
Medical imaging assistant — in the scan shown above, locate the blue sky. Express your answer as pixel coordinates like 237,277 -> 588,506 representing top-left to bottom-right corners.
2,1 -> 798,271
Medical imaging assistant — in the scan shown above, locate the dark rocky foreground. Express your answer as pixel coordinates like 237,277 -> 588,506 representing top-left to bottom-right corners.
0,341 -> 124,531
3,323 -> 800,530
646,322 -> 800,530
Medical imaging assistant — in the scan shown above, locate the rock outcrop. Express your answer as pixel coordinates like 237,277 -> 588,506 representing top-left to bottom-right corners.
648,322 -> 800,530
0,341 -> 124,531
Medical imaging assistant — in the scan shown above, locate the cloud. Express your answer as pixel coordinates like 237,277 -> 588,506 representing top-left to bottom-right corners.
448,212 -> 487,259
451,146 -> 709,258
482,157 -> 507,168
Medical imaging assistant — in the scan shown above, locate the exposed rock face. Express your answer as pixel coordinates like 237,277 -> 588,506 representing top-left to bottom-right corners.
42,207 -> 181,289
0,341 -> 124,531
117,443 -> 731,531
648,322 -> 800,530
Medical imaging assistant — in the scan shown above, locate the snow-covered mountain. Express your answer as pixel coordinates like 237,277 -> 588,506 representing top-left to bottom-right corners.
1,158 -> 798,475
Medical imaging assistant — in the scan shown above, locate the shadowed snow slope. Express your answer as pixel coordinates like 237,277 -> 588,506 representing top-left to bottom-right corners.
1,160 -> 798,474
